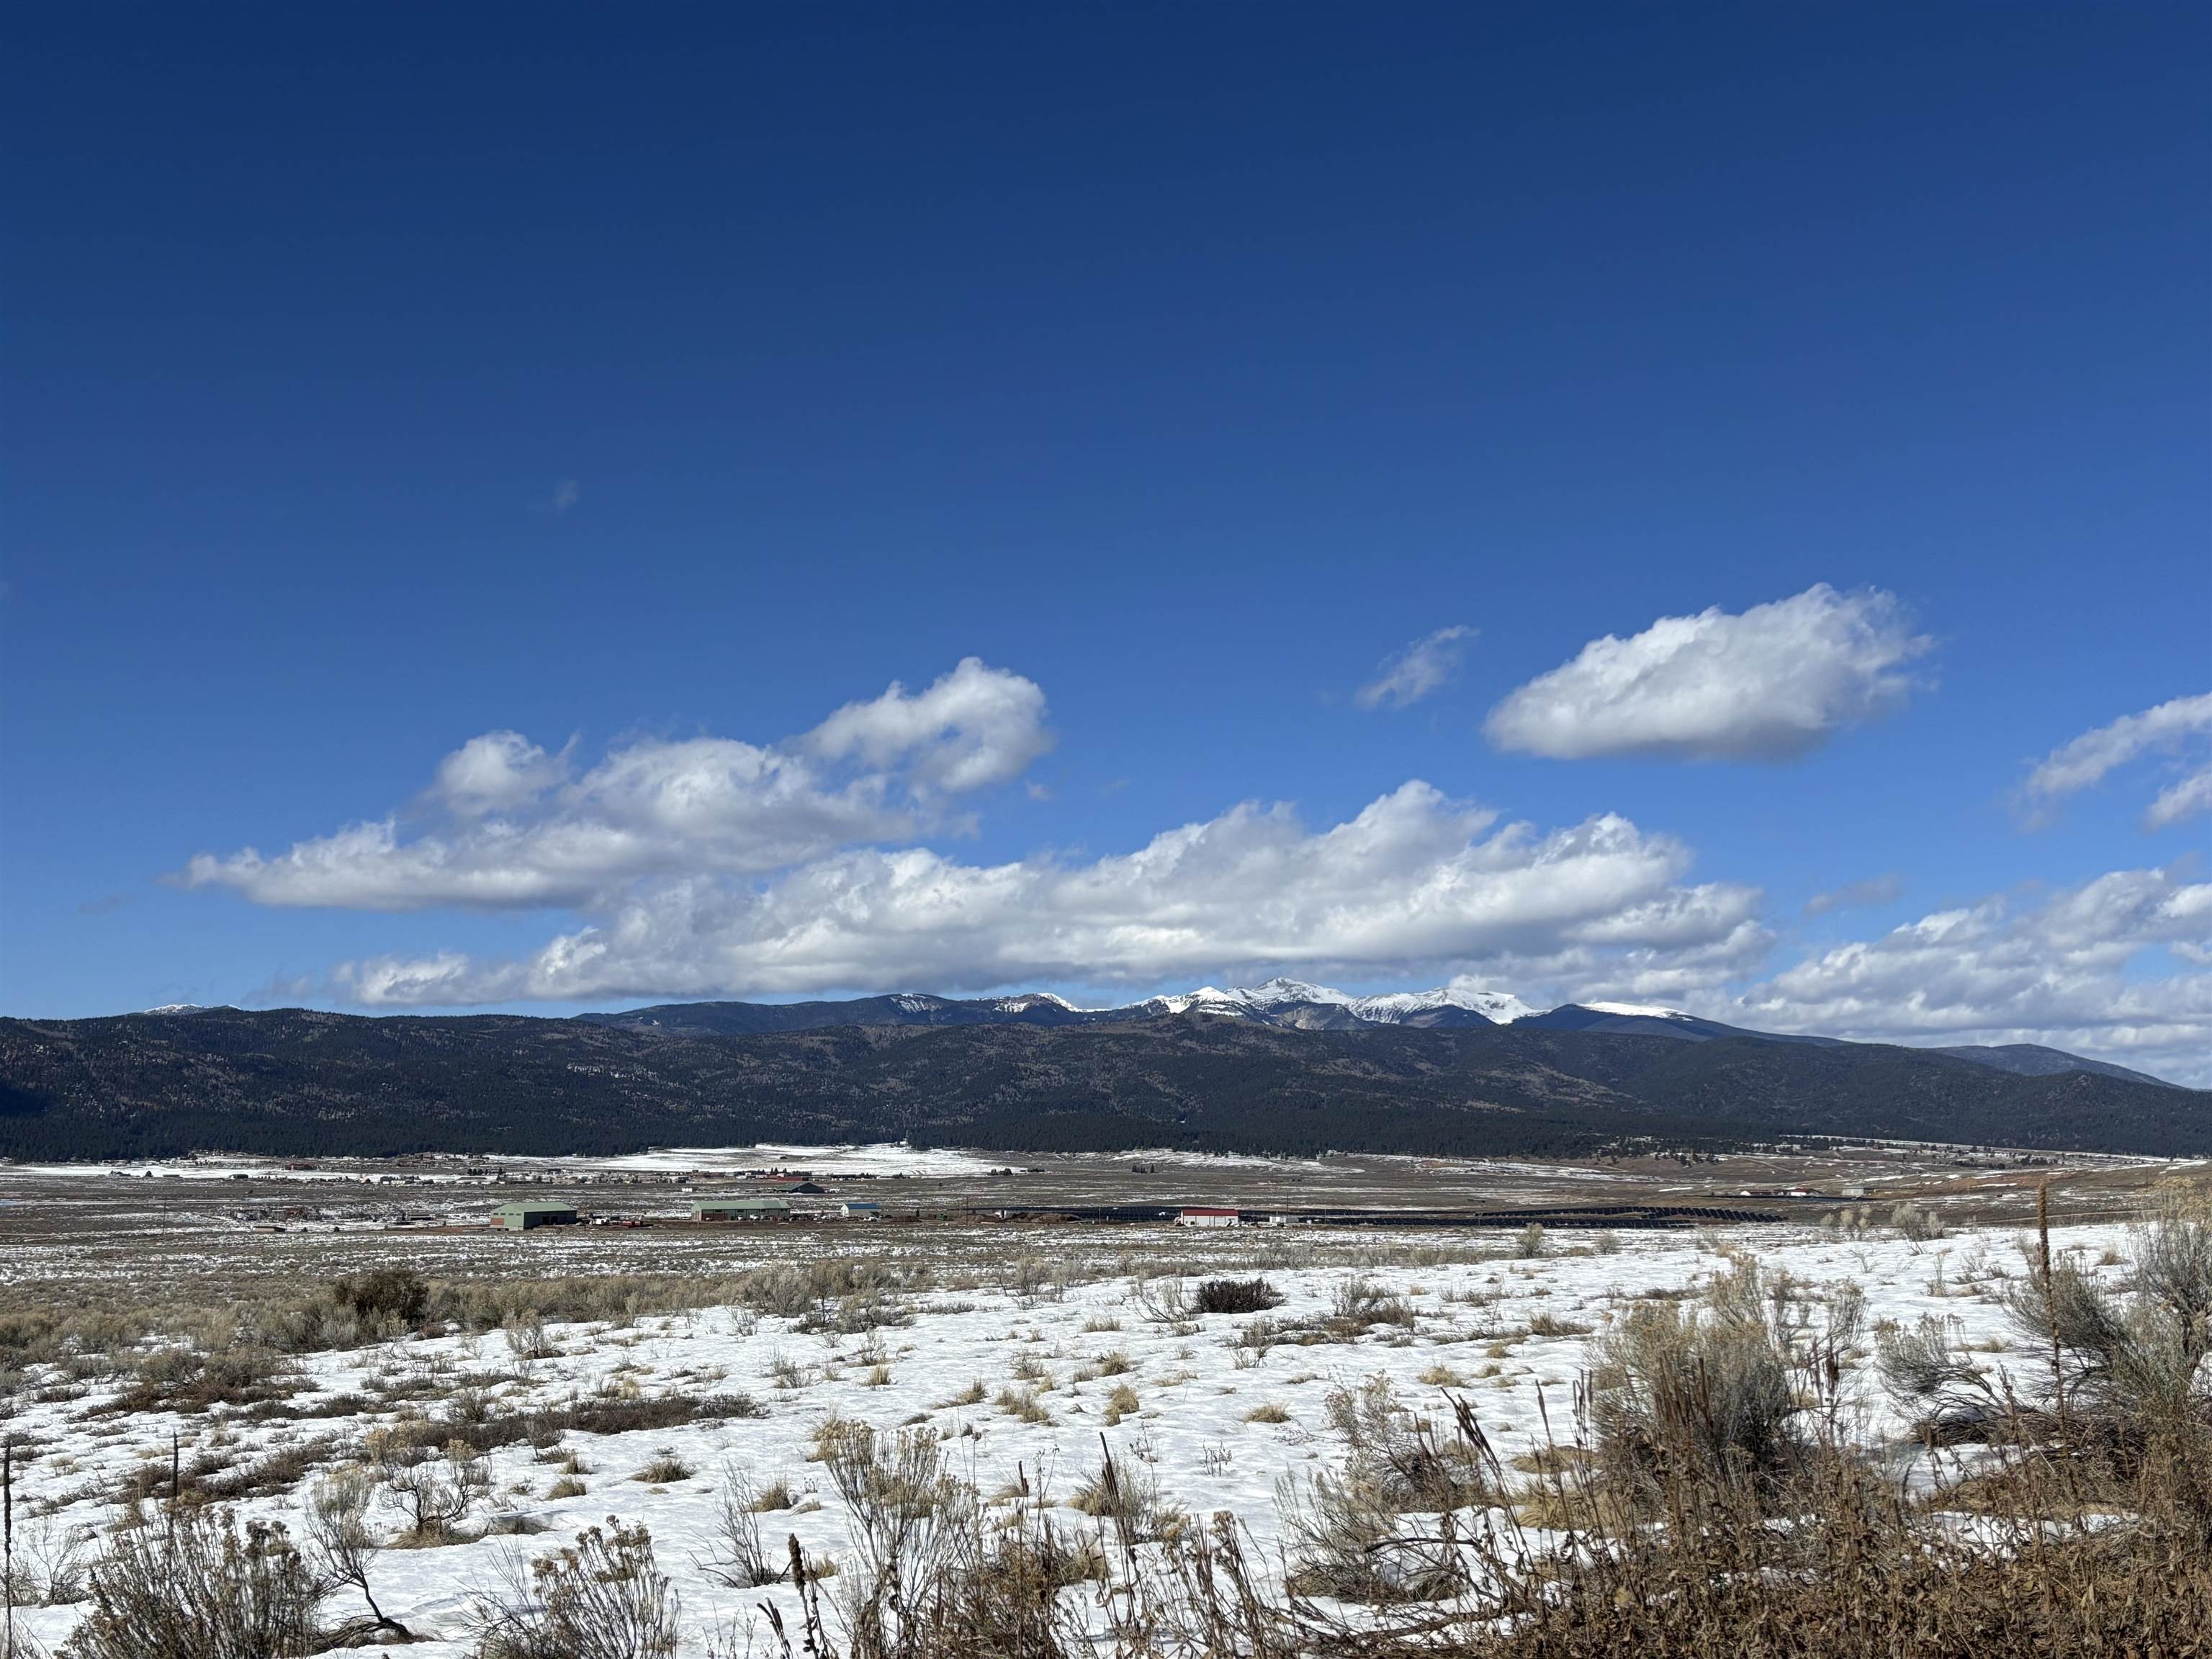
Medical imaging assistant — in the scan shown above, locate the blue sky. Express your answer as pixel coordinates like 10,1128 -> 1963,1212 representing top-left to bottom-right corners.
4,6 -> 2208,1079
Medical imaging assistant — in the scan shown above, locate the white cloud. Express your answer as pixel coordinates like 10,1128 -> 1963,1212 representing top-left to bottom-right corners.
433,731 -> 570,817
332,781 -> 1765,1010
1355,626 -> 1475,711
2019,692 -> 2212,829
2149,765 -> 2212,831
1804,873 -> 1904,916
180,660 -> 1051,912
1730,866 -> 2212,1085
804,657 -> 1053,793
1484,585 -> 1931,761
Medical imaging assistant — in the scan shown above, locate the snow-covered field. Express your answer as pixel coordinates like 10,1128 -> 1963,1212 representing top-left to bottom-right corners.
2,1141 -> 1019,1184
0,1215 -> 2134,1655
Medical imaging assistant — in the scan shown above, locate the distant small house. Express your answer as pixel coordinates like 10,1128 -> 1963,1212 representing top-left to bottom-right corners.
1178,1206 -> 1239,1228
693,1197 -> 791,1223
840,1201 -> 881,1220
494,1200 -> 578,1231
781,1181 -> 828,1197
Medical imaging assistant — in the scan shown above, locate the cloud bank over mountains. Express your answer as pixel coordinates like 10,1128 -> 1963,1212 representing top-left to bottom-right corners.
331,783 -> 1768,1010
179,629 -> 2212,1084
1735,866 -> 2211,1073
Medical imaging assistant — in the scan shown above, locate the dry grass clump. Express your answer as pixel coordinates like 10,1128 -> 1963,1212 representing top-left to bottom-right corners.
994,1385 -> 1053,1424
1069,1446 -> 1184,1546
1244,1400 -> 1291,1424
1103,1383 -> 1141,1426
631,1451 -> 694,1484
1525,1310 -> 1592,1339
1326,1277 -> 1415,1336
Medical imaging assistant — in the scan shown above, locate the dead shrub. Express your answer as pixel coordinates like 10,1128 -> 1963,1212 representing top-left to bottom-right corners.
1327,1278 -> 1414,1336
1194,1278 -> 1283,1316
305,1466 -> 411,1643
1588,1257 -> 1858,1505
331,1267 -> 430,1328
702,1467 -> 783,1588
377,1436 -> 487,1543
469,1518 -> 678,1659
112,1344 -> 295,1415
65,1509 -> 323,1658
1322,1374 -> 1487,1512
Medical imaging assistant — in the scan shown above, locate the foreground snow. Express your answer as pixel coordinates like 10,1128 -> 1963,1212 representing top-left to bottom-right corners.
4,1218 -> 2128,1655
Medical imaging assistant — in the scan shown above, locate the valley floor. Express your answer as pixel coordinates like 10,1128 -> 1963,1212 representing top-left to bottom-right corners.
0,1201 -> 2148,1655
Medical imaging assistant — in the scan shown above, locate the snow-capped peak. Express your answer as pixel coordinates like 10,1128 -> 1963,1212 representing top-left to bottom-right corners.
1231,978 -> 1344,1008
1139,978 -> 1538,1026
144,1003 -> 208,1015
1578,1000 -> 1696,1021
994,992 -> 1077,1013
1350,985 -> 1539,1025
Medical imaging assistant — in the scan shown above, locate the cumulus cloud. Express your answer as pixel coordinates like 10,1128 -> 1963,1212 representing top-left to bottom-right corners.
433,731 -> 570,817
2018,691 -> 2212,830
331,781 -> 1765,1009
1730,866 -> 2212,1085
1804,873 -> 1904,917
1355,626 -> 1476,711
179,660 -> 1051,912
1484,585 -> 1931,761
804,657 -> 1052,793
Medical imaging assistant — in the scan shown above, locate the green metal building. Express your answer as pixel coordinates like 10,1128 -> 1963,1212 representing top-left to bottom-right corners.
493,1200 -> 580,1231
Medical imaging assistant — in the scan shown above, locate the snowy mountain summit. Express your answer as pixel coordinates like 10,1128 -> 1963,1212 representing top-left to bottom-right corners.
1138,976 -> 1539,1026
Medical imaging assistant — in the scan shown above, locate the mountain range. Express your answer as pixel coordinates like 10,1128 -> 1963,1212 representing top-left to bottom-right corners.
581,977 -> 2177,1089
0,981 -> 2198,1164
